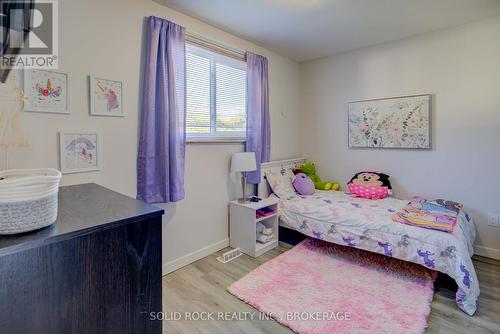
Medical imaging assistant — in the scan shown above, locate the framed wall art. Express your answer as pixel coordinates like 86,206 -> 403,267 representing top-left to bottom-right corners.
59,131 -> 100,174
89,76 -> 124,117
24,69 -> 70,114
348,94 -> 431,149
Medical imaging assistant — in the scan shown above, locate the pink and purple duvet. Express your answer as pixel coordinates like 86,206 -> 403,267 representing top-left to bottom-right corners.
277,190 -> 479,315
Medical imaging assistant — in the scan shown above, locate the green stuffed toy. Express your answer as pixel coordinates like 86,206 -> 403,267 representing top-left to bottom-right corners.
300,161 -> 340,191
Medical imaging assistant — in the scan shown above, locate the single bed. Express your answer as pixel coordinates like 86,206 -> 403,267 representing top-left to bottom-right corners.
258,158 -> 479,316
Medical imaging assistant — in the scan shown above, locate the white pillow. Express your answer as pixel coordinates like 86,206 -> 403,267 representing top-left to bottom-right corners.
265,170 -> 296,199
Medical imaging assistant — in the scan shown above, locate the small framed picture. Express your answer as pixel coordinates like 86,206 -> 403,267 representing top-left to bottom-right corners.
23,69 -> 70,114
89,76 -> 124,117
59,131 -> 101,174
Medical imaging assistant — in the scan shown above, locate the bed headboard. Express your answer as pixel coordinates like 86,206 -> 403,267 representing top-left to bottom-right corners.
258,158 -> 306,198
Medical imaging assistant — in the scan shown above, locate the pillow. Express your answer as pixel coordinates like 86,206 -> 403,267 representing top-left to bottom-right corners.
348,171 -> 392,199
265,169 -> 296,199
292,173 -> 315,195
348,183 -> 389,200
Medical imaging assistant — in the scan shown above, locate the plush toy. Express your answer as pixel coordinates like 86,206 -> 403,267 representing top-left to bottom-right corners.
292,166 -> 302,175
348,171 -> 392,199
292,173 -> 315,195
300,161 -> 339,191
349,171 -> 392,188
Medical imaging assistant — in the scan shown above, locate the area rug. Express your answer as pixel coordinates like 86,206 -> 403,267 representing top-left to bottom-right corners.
228,238 -> 437,334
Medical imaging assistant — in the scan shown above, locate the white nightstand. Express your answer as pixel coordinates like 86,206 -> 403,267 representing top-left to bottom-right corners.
229,197 -> 279,257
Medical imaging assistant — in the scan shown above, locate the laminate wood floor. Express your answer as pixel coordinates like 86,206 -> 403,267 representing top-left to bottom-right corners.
163,244 -> 500,334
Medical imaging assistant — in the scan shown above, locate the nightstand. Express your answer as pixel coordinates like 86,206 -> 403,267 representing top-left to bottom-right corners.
229,197 -> 279,257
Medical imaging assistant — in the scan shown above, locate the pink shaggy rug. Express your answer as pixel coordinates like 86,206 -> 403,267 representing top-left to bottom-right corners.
228,238 -> 437,334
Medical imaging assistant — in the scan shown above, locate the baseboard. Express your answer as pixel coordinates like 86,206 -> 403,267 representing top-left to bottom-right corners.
163,238 -> 229,275
474,245 -> 500,260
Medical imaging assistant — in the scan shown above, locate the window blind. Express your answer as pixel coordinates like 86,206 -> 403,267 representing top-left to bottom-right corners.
186,44 -> 247,140
216,63 -> 246,133
186,52 -> 211,134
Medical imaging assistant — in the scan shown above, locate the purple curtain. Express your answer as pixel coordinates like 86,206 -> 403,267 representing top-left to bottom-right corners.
137,16 -> 186,203
245,51 -> 271,184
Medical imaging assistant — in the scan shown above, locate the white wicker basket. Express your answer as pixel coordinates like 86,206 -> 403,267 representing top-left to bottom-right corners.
0,168 -> 61,235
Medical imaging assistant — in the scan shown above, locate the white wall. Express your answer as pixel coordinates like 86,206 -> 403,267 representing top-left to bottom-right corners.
6,0 -> 498,265
2,0 -> 302,272
300,16 -> 500,258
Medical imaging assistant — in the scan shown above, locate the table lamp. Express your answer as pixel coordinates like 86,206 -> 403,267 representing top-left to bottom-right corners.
231,152 -> 257,203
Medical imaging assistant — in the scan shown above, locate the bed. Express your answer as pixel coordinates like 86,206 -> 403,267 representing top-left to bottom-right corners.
258,158 -> 479,316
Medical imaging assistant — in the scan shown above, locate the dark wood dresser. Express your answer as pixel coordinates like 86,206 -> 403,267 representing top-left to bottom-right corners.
0,183 -> 164,334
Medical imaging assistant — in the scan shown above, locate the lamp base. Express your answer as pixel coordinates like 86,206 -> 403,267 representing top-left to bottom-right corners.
238,174 -> 250,204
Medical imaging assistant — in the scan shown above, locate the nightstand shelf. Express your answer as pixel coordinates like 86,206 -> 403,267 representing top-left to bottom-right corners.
256,212 -> 277,223
229,197 -> 279,257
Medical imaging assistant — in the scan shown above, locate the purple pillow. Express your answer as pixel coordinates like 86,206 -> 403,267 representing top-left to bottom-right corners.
293,173 -> 315,195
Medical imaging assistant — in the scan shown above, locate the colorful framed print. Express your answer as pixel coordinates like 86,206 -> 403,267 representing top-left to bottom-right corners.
59,132 -> 101,174
89,76 -> 124,117
23,69 -> 70,114
348,94 -> 431,149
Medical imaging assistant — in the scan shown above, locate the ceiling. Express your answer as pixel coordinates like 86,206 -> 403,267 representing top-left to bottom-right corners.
158,0 -> 500,62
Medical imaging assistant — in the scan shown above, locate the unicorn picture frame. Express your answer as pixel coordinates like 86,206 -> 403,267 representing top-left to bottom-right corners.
23,69 -> 70,114
89,75 -> 124,117
59,131 -> 101,174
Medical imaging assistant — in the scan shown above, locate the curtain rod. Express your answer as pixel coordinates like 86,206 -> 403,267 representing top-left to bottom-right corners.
185,31 -> 246,61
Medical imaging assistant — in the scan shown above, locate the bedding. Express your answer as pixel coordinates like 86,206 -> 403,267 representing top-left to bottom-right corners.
276,190 -> 479,315
393,197 -> 461,233
265,170 -> 296,199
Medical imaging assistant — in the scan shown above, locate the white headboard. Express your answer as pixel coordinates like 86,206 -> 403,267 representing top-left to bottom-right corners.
258,158 -> 306,198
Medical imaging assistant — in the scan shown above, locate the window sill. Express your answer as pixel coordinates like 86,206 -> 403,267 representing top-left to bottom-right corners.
186,137 -> 246,144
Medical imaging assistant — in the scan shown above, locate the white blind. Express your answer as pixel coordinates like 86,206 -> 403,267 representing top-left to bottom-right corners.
186,44 -> 247,139
216,63 -> 246,133
186,52 -> 211,134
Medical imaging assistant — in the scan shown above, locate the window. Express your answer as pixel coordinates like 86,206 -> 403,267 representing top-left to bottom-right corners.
186,44 -> 247,141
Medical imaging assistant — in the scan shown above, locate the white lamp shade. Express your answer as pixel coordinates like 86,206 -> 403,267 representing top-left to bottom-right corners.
231,152 -> 257,172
